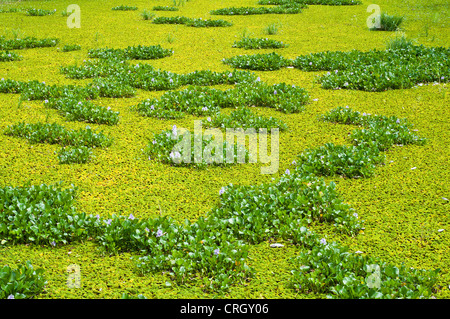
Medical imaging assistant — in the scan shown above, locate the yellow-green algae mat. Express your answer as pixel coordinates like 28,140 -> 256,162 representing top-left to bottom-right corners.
0,0 -> 448,299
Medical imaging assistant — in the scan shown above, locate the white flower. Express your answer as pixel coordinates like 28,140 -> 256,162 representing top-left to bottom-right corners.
169,151 -> 181,159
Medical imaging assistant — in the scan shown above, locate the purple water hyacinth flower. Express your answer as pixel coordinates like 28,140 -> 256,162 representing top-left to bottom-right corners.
214,248 -> 220,255
170,151 -> 181,160
256,77 -> 261,82
156,229 -> 163,237
145,227 -> 149,232
172,125 -> 177,137
95,214 -> 100,220
353,213 -> 358,218
129,213 -> 135,220
152,140 -> 157,145
51,241 -> 56,247
228,73 -> 233,78
396,119 -> 400,124
207,117 -> 211,122
285,169 -> 290,175
106,219 -> 112,225
202,106 -> 208,112
219,187 -> 225,195
273,90 -> 277,95
7,295 -> 14,299
320,238 -> 327,245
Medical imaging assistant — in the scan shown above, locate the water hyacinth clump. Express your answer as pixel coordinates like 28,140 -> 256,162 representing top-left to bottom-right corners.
290,241 -> 439,298
3,122 -> 113,163
202,107 -> 288,131
60,59 -> 257,91
45,98 -> 120,125
87,45 -> 174,60
152,16 -> 233,27
144,127 -> 251,169
111,5 -> 138,11
0,36 -> 59,50
3,122 -> 113,148
223,52 -> 291,71
294,45 -> 450,91
232,37 -> 288,50
210,4 -> 305,15
257,0 -> 362,4
57,146 -> 93,164
295,143 -> 385,178
152,6 -> 179,11
133,82 -> 308,119
321,106 -> 427,151
0,79 -> 100,100
25,8 -> 57,16
0,262 -> 47,299
0,51 -> 22,62
61,44 -> 81,52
